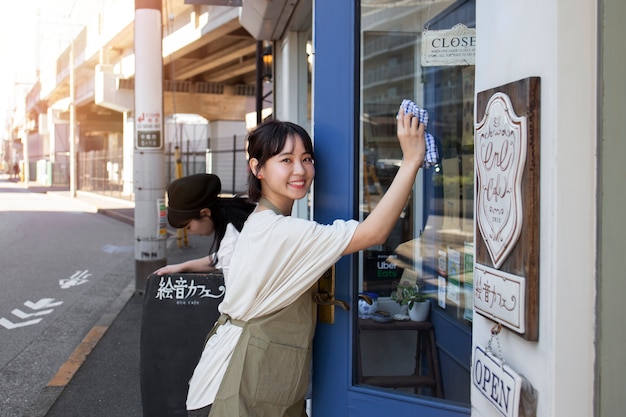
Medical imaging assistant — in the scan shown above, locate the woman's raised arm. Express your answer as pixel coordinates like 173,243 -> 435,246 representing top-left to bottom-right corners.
343,108 -> 426,255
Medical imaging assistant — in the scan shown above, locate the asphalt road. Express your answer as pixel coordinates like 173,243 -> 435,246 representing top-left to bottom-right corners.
0,178 -> 135,417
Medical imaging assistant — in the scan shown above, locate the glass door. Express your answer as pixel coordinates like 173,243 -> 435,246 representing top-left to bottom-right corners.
355,0 -> 475,412
311,1 -> 474,416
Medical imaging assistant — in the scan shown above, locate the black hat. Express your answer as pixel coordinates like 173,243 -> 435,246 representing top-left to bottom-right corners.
166,173 -> 222,228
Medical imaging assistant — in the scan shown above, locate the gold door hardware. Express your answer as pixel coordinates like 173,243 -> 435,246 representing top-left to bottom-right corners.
315,266 -> 349,324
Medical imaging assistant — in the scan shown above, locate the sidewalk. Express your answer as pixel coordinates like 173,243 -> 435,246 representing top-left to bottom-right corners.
15,181 -> 210,417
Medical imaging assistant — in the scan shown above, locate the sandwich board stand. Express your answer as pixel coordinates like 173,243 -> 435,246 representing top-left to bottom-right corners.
140,273 -> 225,416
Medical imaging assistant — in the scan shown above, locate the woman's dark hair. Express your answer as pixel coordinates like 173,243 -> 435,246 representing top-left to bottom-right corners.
207,197 -> 256,260
246,119 -> 314,202
165,173 -> 255,264
167,173 -> 221,229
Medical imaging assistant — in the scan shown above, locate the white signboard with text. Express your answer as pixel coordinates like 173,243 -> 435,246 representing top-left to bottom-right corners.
474,264 -> 526,333
473,345 -> 523,417
421,23 -> 476,66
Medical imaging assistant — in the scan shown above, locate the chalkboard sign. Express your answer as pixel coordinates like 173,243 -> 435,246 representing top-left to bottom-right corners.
140,273 -> 225,416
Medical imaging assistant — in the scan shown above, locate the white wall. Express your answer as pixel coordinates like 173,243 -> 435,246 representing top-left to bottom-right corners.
208,120 -> 249,194
276,31 -> 312,220
208,120 -> 246,140
473,1 -> 597,416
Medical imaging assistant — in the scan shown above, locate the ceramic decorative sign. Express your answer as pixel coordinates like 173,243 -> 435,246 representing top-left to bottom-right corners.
475,92 -> 527,269
474,77 -> 540,341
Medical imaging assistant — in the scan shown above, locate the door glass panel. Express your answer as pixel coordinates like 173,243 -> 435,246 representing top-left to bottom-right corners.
356,0 -> 475,406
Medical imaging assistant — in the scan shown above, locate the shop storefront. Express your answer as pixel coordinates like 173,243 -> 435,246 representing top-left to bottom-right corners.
293,0 -> 617,416
309,1 -> 476,415
13,0 -> 624,414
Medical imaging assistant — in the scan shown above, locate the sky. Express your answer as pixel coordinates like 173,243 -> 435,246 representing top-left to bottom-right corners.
0,0 -> 91,138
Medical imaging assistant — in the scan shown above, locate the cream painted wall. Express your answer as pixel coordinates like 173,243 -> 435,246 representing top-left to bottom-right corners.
473,1 -> 597,416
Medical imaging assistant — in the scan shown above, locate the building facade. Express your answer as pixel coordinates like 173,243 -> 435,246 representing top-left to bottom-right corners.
14,0 -> 626,416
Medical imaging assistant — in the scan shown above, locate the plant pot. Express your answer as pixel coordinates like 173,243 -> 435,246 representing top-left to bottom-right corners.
408,300 -> 430,321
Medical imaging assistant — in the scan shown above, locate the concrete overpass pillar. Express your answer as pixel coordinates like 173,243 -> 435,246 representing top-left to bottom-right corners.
134,0 -> 167,293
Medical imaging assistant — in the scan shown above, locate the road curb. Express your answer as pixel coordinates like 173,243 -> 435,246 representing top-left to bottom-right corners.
97,207 -> 135,226
24,281 -> 136,417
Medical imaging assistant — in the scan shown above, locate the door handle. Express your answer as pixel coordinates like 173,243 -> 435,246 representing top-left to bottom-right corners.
316,266 -> 349,324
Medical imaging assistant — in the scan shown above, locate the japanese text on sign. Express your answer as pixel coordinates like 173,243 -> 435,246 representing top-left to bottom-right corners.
155,276 -> 225,305
137,111 -> 161,130
136,111 -> 162,149
474,263 -> 525,333
137,131 -> 161,149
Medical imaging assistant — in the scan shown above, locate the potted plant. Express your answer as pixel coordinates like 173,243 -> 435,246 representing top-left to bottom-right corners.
391,280 -> 430,321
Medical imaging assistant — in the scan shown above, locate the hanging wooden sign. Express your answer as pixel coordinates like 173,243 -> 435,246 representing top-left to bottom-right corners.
474,264 -> 526,333
474,77 -> 540,341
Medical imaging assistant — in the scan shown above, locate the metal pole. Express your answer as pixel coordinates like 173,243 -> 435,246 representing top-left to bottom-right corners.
22,90 -> 30,186
256,40 -> 263,125
232,134 -> 237,194
205,136 -> 212,174
69,39 -> 76,196
134,0 -> 167,293
174,145 -> 187,248
186,138 -> 190,176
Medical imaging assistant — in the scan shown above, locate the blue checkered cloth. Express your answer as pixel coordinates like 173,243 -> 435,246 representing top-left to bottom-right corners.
399,99 -> 439,168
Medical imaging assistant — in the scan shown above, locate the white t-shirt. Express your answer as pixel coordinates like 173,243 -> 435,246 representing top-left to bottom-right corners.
186,210 -> 358,410
213,223 -> 239,281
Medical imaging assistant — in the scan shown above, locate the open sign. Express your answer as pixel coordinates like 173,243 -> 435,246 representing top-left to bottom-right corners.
472,345 -> 522,417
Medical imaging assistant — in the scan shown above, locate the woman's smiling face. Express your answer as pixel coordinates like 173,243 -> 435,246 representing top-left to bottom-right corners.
256,134 -> 315,206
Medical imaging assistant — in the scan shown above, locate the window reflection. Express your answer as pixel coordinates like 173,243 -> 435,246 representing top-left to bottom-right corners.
357,0 -> 475,405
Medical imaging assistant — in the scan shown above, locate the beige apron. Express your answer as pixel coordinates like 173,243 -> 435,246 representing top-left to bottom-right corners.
208,287 -> 317,417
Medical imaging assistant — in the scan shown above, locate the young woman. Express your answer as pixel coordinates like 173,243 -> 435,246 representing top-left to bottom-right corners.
186,103 -> 426,417
153,173 -> 256,278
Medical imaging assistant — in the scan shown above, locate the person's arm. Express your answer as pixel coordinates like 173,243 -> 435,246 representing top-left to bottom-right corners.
343,109 -> 425,255
153,255 -> 217,276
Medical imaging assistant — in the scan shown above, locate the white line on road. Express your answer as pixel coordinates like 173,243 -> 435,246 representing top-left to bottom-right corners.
11,308 -> 54,318
0,317 -> 43,329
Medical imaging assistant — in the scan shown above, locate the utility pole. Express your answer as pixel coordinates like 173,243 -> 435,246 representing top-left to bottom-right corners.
134,0 -> 167,293
13,81 -> 35,185
69,39 -> 76,197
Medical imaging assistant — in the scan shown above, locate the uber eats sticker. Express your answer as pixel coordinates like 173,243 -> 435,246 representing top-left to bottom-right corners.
364,251 -> 409,296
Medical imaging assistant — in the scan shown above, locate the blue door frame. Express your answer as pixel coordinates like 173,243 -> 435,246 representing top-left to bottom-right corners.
311,1 -> 471,416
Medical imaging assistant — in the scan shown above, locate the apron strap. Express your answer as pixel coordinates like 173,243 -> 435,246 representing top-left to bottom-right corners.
217,313 -> 247,328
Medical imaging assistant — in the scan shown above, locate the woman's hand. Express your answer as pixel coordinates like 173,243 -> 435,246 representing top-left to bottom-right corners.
152,255 -> 216,276
153,263 -> 186,276
396,105 -> 426,167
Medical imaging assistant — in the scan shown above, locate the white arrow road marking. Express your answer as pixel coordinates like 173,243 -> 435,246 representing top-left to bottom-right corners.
70,270 -> 91,281
12,308 -> 54,318
24,298 -> 63,310
0,317 -> 43,329
59,270 -> 91,289
0,298 -> 64,330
